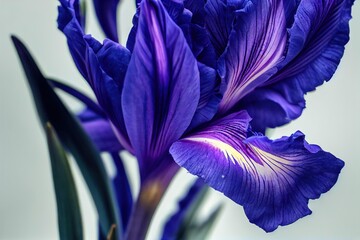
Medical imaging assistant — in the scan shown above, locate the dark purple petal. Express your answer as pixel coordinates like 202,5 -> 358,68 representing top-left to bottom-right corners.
78,109 -> 122,152
57,1 -> 132,152
240,88 -> 305,133
93,0 -> 120,42
110,153 -> 133,231
218,0 -> 288,114
204,0 -> 243,58
122,0 -> 200,177
83,39 -> 133,152
184,0 -> 206,25
189,63 -> 221,130
171,111 -> 344,232
58,0 -> 89,81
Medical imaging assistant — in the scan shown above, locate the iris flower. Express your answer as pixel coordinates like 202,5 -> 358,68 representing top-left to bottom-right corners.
57,0 -> 354,235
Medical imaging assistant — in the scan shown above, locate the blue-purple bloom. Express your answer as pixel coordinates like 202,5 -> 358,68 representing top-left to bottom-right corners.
58,0 -> 354,232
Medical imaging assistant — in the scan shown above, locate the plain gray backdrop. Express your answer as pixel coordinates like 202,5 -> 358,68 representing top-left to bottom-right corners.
1,0 -> 359,239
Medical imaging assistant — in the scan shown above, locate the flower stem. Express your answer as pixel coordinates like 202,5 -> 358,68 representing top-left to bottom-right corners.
124,163 -> 179,240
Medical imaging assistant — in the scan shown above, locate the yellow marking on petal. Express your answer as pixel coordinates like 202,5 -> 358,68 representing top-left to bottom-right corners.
189,137 -> 247,165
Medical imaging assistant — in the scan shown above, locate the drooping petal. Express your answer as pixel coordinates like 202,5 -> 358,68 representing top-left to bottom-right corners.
243,0 -> 354,131
170,111 -> 344,232
218,0 -> 288,114
122,0 -> 200,178
93,0 -> 120,42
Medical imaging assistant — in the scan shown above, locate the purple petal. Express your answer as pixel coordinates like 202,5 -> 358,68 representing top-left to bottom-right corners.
83,39 -> 133,152
189,63 -> 221,129
78,109 -> 123,152
240,87 -> 305,133
57,2 -> 133,152
93,0 -> 120,42
218,0 -> 288,114
170,111 -> 344,232
122,0 -> 200,178
246,0 -> 355,131
241,0 -> 355,132
204,0 -> 242,58
110,153 -> 133,231
58,0 -> 89,81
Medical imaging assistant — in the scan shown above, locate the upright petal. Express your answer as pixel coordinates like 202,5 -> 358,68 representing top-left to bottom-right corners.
242,0 -> 355,131
204,0 -> 243,58
122,0 -> 200,178
171,111 -> 344,232
83,37 -> 133,152
93,0 -> 120,42
218,0 -> 288,114
57,1 -> 133,151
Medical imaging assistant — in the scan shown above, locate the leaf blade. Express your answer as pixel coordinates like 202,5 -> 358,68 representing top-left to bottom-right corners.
45,123 -> 83,240
11,35 -> 121,238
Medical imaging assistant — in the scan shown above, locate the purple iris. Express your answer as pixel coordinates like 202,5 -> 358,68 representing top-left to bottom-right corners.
58,0 -> 354,233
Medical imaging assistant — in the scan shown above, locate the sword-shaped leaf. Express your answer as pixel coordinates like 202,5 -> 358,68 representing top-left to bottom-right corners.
11,36 -> 121,238
45,123 -> 83,240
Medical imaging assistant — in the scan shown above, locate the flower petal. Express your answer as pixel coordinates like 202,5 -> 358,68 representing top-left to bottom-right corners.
240,87 -> 305,133
122,0 -> 200,177
189,63 -> 221,130
93,0 -> 120,42
204,0 -> 242,58
218,0 -> 288,114
83,37 -> 133,152
244,0 -> 355,131
170,111 -> 344,232
78,109 -> 123,152
58,0 -> 89,80
57,1 -> 133,151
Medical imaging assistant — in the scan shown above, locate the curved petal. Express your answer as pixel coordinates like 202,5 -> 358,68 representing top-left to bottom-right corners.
204,0 -> 242,58
170,111 -> 344,232
122,0 -> 200,177
218,0 -> 288,114
57,1 -> 133,151
93,0 -> 120,42
240,87 -> 305,133
78,109 -> 123,152
188,63 -> 221,130
83,38 -> 133,152
243,0 -> 355,131
58,0 -> 88,80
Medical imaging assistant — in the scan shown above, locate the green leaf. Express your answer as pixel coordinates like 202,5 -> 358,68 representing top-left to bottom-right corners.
178,185 -> 209,237
11,36 -> 120,238
186,204 -> 223,240
45,123 -> 83,240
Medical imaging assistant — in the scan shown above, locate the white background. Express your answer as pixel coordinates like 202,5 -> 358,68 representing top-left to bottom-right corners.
0,0 -> 359,239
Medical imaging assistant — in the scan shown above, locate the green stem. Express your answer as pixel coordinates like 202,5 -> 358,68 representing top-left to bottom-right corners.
124,163 -> 178,240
